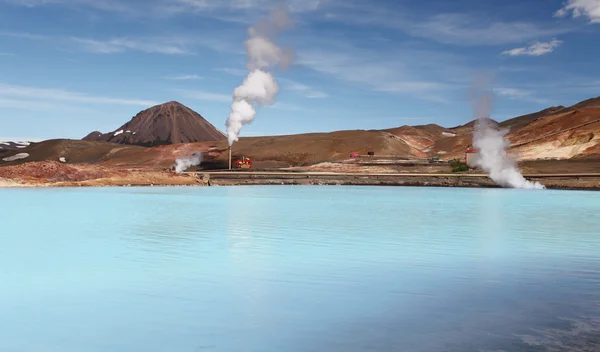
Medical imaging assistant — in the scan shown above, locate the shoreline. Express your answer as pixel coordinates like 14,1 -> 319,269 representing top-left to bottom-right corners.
2,172 -> 600,190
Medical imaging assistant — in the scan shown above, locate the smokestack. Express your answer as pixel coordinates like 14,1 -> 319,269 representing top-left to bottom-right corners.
229,147 -> 232,170
224,5 -> 294,147
469,78 -> 545,190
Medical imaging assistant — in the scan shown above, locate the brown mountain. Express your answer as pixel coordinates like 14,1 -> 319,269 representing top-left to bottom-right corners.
4,96 -> 600,171
83,101 -> 226,146
430,96 -> 600,160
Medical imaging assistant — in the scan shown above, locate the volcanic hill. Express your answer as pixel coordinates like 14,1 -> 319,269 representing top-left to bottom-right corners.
3,96 -> 600,174
83,101 -> 226,146
430,96 -> 600,160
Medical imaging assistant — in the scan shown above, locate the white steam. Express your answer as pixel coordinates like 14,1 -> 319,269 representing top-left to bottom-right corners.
225,6 -> 294,146
174,152 -> 203,173
470,82 -> 545,190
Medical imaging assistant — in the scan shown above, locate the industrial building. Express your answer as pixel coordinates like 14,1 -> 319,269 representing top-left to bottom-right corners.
465,147 -> 479,168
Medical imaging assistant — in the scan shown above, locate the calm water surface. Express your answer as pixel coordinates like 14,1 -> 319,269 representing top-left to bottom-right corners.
1,186 -> 600,352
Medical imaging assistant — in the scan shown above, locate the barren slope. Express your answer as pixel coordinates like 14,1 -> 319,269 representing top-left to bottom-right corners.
83,101 -> 226,146
431,98 -> 600,161
384,124 -> 453,155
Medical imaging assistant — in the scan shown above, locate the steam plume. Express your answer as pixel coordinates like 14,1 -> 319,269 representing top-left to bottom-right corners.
174,152 -> 203,173
470,81 -> 545,190
225,6 -> 294,146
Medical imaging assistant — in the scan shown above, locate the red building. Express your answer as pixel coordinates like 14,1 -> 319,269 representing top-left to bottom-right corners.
465,147 -> 479,167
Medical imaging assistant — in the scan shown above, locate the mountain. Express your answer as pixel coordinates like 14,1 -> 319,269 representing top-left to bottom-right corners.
499,106 -> 566,131
430,96 -> 600,160
0,141 -> 33,152
83,101 -> 226,146
4,97 -> 600,169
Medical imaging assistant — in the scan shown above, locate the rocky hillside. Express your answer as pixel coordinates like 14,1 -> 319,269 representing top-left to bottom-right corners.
427,97 -> 600,160
83,101 -> 226,146
3,96 -> 600,169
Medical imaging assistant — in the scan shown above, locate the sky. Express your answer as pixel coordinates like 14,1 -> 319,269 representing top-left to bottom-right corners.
0,0 -> 599,141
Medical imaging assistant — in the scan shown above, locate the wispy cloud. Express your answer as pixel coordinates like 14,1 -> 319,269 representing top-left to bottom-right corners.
1,29 -> 240,55
271,101 -> 303,111
5,0 -> 324,19
322,7 -> 570,46
214,67 -> 247,76
494,87 -> 550,104
416,14 -> 568,45
162,74 -> 203,80
71,37 -> 191,54
296,44 -> 452,103
279,78 -> 328,99
179,89 -> 231,102
502,39 -> 563,56
0,30 -> 47,40
165,0 -> 323,14
0,83 -> 157,106
555,0 -> 600,23
0,52 -> 15,56
0,97 -> 57,110
4,0 -> 134,13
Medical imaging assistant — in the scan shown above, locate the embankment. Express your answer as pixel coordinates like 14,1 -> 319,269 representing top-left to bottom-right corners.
197,172 -> 600,190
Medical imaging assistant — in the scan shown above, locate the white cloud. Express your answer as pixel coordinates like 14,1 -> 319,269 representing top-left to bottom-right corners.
0,83 -> 157,106
71,37 -> 191,55
502,39 -> 563,56
555,0 -> 600,23
493,87 -> 549,104
279,78 -> 328,99
162,74 -> 203,80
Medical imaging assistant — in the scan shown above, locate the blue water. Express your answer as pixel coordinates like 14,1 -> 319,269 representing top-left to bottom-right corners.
1,186 -> 600,352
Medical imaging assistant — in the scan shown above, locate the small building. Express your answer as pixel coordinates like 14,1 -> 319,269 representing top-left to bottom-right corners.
367,151 -> 375,157
465,148 -> 479,167
236,156 -> 253,169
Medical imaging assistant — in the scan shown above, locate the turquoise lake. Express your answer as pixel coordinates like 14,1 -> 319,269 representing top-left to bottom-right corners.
1,186 -> 599,351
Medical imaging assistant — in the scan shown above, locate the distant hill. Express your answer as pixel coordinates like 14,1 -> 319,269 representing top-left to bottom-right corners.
3,96 -> 600,168
83,101 -> 226,146
499,106 -> 566,131
0,141 -> 33,154
430,96 -> 600,160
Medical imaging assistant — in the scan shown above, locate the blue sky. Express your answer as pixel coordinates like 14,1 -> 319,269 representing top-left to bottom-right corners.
0,0 -> 599,141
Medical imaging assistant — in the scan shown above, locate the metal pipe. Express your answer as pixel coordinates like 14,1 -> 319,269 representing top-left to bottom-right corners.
228,147 -> 232,170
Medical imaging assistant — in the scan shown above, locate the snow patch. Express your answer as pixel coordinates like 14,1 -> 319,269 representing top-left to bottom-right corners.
16,146 -> 26,148
0,142 -> 9,145
3,153 -> 29,162
16,142 -> 30,146
114,130 -> 124,136
126,130 -> 131,133
59,157 -> 67,163
442,132 -> 456,137
133,132 -> 136,135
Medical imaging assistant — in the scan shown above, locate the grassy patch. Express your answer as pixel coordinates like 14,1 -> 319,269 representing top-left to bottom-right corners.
451,161 -> 469,173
